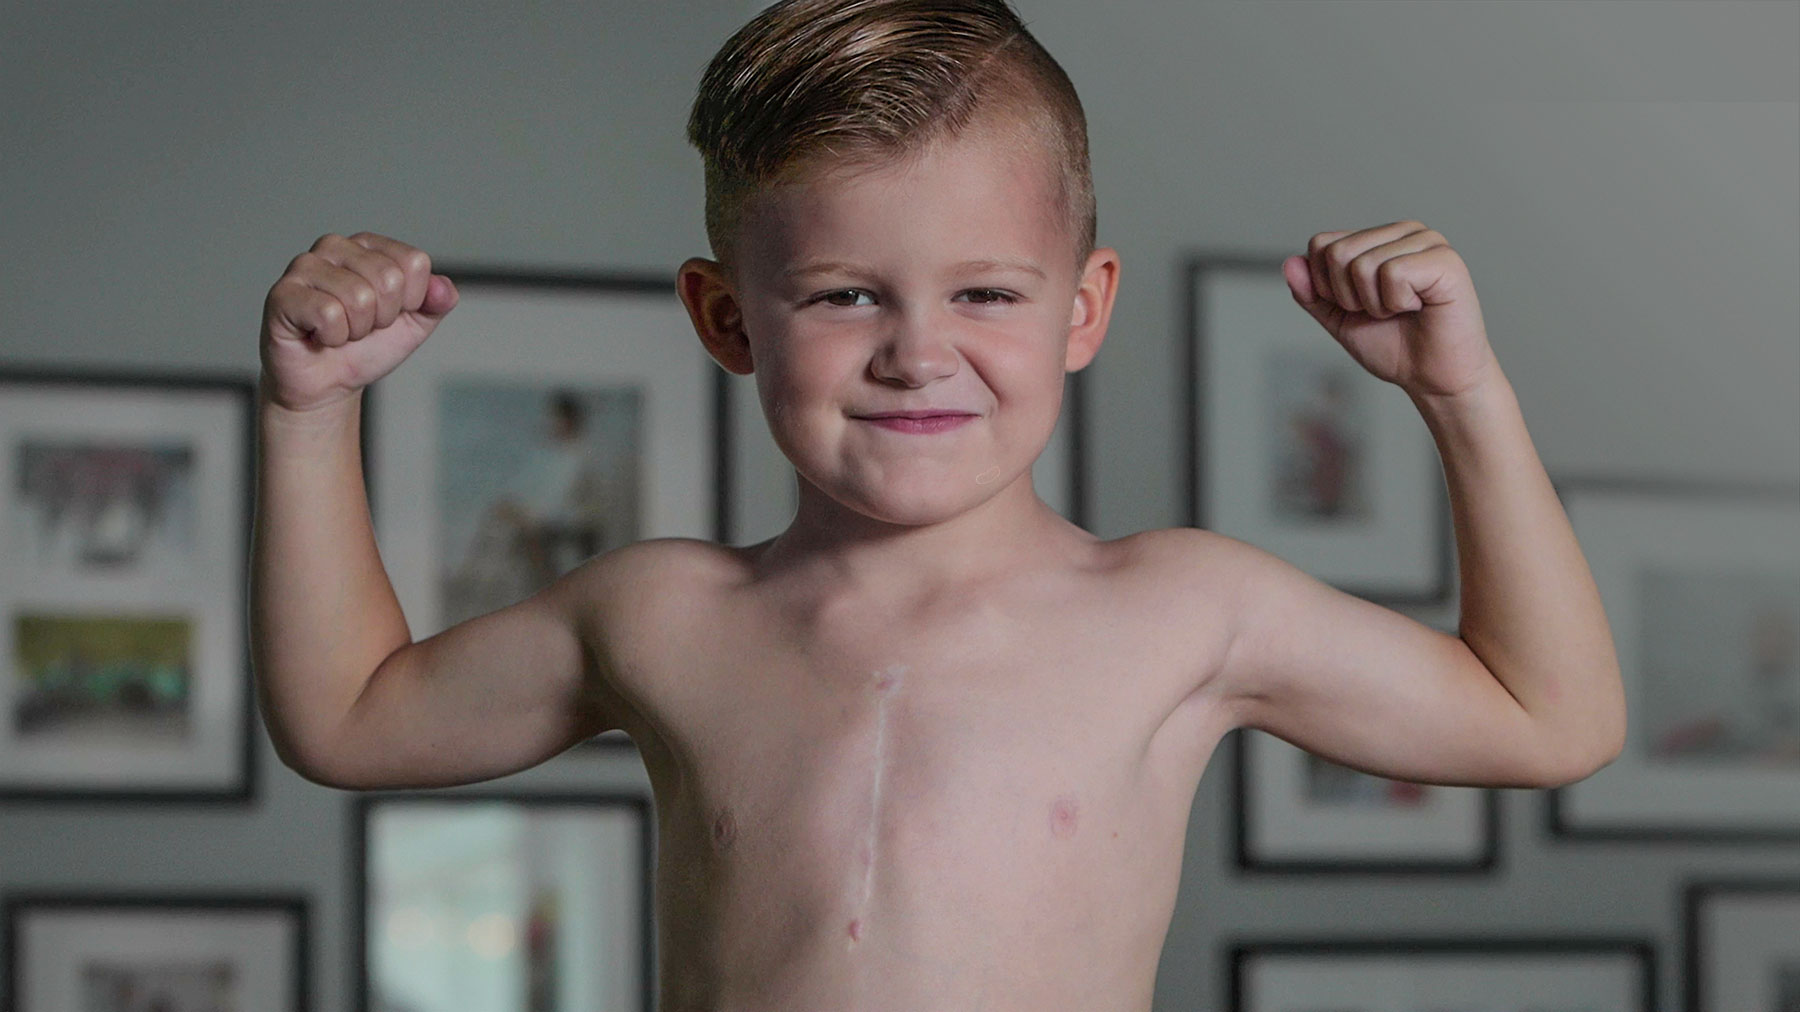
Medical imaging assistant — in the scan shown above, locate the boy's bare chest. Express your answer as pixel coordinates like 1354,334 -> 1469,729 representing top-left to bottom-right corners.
627,558 -> 1238,944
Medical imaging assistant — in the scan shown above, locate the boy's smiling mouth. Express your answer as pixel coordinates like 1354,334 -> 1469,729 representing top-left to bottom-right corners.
852,409 -> 979,434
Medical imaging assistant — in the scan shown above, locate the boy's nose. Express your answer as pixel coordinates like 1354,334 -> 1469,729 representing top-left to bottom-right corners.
869,313 -> 958,387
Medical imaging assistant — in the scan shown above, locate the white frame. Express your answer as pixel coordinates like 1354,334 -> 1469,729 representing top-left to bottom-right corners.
1231,938 -> 1655,1011
1186,255 -> 1450,603
5,893 -> 308,1011
1550,479 -> 1800,839
368,271 -> 717,639
1685,879 -> 1800,1012
0,369 -> 252,800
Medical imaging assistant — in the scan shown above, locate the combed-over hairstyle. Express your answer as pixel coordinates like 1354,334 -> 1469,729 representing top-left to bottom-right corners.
687,0 -> 1095,271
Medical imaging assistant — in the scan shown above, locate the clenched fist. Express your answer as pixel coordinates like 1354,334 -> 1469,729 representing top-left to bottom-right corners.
259,232 -> 458,413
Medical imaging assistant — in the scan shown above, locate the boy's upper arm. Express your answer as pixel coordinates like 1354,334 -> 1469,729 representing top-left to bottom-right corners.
305,540 -> 659,791
1199,533 -> 1571,789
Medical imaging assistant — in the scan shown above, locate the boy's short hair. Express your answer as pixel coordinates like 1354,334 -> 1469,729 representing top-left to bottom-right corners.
687,0 -> 1096,272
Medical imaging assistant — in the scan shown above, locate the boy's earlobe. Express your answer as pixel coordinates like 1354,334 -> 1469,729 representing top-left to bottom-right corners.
1065,248 -> 1120,372
677,257 -> 754,375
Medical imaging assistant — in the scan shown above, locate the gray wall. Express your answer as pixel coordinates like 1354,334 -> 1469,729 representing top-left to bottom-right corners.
2,1 -> 1795,1009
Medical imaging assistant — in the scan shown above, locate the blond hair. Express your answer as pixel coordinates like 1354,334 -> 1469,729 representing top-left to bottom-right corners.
687,0 -> 1096,271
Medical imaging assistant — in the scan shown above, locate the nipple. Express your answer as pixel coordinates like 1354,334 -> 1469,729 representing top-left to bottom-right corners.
1050,794 -> 1079,839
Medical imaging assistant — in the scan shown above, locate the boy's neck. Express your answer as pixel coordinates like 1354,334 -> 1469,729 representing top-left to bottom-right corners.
755,473 -> 1087,600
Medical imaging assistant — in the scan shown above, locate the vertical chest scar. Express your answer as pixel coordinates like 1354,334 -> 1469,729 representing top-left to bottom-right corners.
847,662 -> 907,947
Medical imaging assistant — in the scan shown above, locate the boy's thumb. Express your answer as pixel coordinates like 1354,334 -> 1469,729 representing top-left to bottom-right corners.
419,274 -> 459,319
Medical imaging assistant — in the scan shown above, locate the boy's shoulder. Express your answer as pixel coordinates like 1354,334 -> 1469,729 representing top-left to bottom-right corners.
567,536 -> 748,608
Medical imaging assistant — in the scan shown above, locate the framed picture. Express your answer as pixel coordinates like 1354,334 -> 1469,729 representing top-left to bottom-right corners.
0,367 -> 255,801
353,789 -> 654,1012
723,368 -> 1090,543
1548,478 -> 1800,839
366,268 -> 726,755
4,891 -> 309,1011
1184,254 -> 1451,604
1233,603 -> 1498,872
1229,936 -> 1656,1011
1685,878 -> 1800,1012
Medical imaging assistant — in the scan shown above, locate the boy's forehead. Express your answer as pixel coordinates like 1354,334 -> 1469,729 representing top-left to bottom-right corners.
734,122 -> 1072,278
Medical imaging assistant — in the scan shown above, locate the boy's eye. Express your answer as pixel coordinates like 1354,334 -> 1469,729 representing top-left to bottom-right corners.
818,289 -> 874,307
958,289 -> 1016,305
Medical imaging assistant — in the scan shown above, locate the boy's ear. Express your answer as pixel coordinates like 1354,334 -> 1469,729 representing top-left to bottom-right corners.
677,257 -> 754,375
1065,247 -> 1120,372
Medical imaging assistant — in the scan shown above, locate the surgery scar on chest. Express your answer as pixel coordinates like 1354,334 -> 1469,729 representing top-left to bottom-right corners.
849,663 -> 907,946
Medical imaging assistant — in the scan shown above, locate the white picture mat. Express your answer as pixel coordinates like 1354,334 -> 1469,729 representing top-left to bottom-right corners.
1557,491 -> 1800,829
1194,269 -> 1437,594
0,384 -> 245,787
1244,730 -> 1487,860
1243,950 -> 1644,1008
727,372 -> 1077,545
16,905 -> 299,1010
373,286 -> 711,636
368,801 -> 643,1011
1698,891 -> 1800,1010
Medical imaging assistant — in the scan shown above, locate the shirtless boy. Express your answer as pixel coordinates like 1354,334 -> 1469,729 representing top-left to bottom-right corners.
250,1 -> 1627,1008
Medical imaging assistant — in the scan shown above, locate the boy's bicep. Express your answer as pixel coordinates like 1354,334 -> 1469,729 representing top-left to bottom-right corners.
1209,538 -> 1560,789
307,554 -> 629,791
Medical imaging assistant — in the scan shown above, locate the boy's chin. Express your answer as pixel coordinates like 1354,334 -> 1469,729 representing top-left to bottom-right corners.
827,482 -> 1008,528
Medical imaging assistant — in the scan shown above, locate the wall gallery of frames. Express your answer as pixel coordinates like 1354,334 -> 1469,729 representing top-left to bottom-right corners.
1,260 -> 1796,1012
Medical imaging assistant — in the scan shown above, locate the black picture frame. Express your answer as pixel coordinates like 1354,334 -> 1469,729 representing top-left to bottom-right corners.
0,365 -> 257,803
4,890 -> 310,1011
351,788 -> 655,1012
1684,877 -> 1800,1012
1183,253 -> 1453,605
1231,719 -> 1502,875
1228,935 -> 1657,1011
1546,477 -> 1800,841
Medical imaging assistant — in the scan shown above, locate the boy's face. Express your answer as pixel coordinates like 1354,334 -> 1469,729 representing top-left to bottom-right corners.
681,117 -> 1119,528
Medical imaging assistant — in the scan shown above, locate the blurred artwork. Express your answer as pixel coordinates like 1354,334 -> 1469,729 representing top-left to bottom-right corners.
1265,351 -> 1369,523
82,959 -> 237,1012
1303,751 -> 1428,808
436,381 -> 642,627
11,440 -> 197,573
1639,568 -> 1800,763
10,612 -> 192,745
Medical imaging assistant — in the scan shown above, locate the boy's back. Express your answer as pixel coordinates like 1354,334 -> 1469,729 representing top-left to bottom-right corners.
251,0 -> 1624,1007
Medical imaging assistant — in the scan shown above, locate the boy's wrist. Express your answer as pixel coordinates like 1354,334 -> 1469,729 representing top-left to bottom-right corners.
1406,357 -> 1516,433
257,380 -> 364,436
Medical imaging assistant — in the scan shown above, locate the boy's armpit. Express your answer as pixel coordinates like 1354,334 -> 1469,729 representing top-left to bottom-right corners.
1204,535 -> 1573,789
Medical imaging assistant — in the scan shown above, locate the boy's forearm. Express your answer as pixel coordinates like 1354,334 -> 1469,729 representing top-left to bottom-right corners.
1412,367 -> 1626,773
249,381 -> 412,773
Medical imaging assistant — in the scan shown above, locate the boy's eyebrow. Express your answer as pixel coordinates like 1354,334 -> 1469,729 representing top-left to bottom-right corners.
781,258 -> 1047,282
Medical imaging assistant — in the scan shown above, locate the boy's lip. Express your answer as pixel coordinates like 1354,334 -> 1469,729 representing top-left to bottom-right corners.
853,409 -> 979,419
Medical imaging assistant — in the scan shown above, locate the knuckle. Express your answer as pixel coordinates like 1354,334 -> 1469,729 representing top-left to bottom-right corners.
346,282 -> 377,310
377,266 -> 406,293
401,248 -> 432,276
310,232 -> 343,253
316,297 -> 346,327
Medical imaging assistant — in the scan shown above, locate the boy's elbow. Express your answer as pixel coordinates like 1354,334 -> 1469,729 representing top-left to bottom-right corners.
1537,721 -> 1627,789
